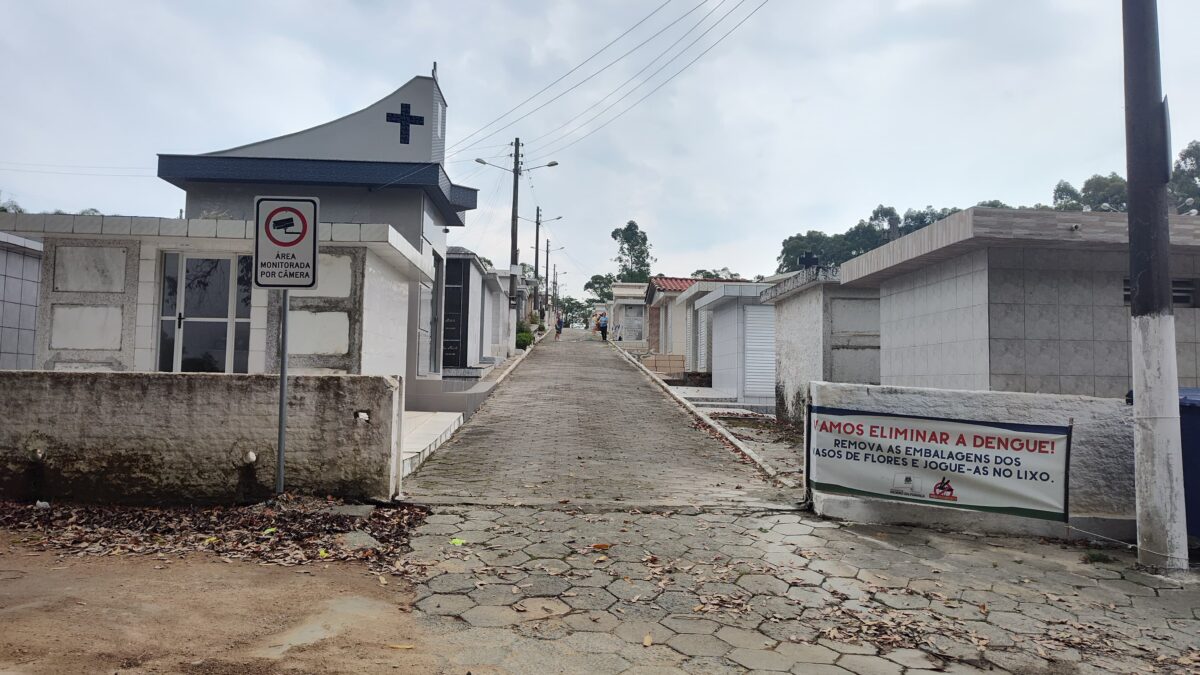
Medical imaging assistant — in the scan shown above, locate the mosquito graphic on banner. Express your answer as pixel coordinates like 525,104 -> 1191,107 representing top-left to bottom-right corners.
806,406 -> 1072,521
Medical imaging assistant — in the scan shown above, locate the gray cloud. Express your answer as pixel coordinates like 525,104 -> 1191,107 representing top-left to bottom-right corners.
2,0 -> 1199,298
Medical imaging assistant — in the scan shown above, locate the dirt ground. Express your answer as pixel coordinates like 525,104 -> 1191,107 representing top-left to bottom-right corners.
0,532 -> 443,675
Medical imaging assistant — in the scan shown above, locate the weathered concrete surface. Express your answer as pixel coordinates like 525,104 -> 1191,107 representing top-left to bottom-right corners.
810,381 -> 1136,539
395,330 -> 1198,673
0,371 -> 399,503
404,329 -> 794,509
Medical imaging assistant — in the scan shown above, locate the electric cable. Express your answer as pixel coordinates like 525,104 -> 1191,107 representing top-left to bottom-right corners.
444,0 -> 673,154
528,0 -> 770,162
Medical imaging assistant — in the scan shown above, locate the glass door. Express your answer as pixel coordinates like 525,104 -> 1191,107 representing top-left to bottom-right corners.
158,253 -> 252,373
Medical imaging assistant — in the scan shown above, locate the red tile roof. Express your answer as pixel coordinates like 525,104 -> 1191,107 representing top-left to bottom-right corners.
649,276 -> 701,293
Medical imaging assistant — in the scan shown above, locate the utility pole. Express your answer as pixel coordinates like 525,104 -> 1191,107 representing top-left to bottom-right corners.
553,264 -> 558,309
508,138 -> 521,316
545,239 -> 551,313
1123,0 -> 1189,569
533,206 -> 542,319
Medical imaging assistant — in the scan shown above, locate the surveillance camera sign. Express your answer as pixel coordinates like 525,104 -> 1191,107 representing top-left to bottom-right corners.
254,197 -> 319,288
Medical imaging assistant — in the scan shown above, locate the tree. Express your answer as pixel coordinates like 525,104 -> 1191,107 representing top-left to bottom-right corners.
583,273 -> 615,302
611,220 -> 654,282
1052,180 -> 1083,211
1080,172 -> 1128,212
1169,140 -> 1200,209
478,256 -> 494,269
976,199 -> 1013,209
78,208 -> 102,216
556,296 -> 590,324
0,198 -> 23,213
901,205 -> 960,235
691,267 -> 740,279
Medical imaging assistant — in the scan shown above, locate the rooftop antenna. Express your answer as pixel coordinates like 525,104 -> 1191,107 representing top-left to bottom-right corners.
432,61 -> 438,81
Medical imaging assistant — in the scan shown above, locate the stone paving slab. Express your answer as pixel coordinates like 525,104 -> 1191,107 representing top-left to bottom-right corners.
397,333 -> 1199,673
401,506 -> 1200,674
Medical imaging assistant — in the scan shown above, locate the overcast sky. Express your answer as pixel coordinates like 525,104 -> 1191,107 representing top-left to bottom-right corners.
3,0 -> 1200,298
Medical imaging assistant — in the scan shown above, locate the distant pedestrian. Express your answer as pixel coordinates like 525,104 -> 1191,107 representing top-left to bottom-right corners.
554,314 -> 563,341
598,312 -> 609,341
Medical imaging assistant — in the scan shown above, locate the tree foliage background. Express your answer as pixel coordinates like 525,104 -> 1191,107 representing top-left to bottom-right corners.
611,220 -> 655,283
776,142 -> 1200,273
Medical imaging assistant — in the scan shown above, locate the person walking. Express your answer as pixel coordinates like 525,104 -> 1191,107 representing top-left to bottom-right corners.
554,314 -> 563,341
598,311 -> 609,341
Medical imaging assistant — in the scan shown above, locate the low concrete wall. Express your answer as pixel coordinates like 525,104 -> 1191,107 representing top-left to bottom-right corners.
809,382 -> 1135,540
0,372 -> 400,504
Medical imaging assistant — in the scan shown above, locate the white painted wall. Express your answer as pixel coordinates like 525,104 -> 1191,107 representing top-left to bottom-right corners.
775,285 -> 825,420
809,381 -> 1136,540
0,244 -> 41,370
466,263 -> 484,367
880,249 -> 989,390
292,254 -> 352,298
50,306 -> 122,349
288,311 -> 350,354
53,247 -> 125,292
360,250 -> 410,377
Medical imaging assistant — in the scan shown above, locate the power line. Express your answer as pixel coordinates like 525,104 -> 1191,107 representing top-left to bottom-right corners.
0,160 -> 154,170
525,0 -> 731,148
529,0 -> 770,162
0,167 -> 156,178
528,0 -> 748,154
446,0 -> 708,159
444,0 -> 673,154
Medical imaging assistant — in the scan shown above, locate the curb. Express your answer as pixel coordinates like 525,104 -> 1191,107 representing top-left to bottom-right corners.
491,329 -> 549,388
607,342 -> 799,488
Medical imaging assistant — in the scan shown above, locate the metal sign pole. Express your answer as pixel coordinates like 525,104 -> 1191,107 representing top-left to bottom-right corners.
275,289 -> 289,495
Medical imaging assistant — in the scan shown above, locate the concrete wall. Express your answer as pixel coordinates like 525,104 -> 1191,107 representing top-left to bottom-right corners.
184,183 -> 427,251
880,249 -> 989,390
987,247 -> 1148,398
0,238 -> 41,369
36,237 -> 142,371
0,371 -> 400,504
467,263 -> 483,367
360,250 -> 410,377
269,248 -> 364,375
809,381 -> 1135,540
774,285 -> 826,424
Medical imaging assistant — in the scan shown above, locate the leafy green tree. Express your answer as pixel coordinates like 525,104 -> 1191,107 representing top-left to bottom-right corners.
583,273 -> 616,302
1169,140 -> 1200,209
0,198 -> 23,213
976,199 -> 1013,209
901,205 -> 960,234
1053,180 -> 1083,211
1080,172 -> 1128,211
611,220 -> 655,282
556,296 -> 590,324
478,256 -> 494,269
691,267 -> 740,279
78,208 -> 102,216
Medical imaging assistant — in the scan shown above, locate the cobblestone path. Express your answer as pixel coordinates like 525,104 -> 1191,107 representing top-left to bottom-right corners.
404,329 -> 794,509
400,333 -> 1200,674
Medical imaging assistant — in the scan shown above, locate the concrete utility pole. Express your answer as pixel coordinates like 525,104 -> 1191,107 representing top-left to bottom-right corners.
533,206 -> 542,317
1122,0 -> 1189,569
508,138 -> 521,313
545,239 -> 551,313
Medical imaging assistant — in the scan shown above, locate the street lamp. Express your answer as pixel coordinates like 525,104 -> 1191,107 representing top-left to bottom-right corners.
519,213 -> 563,317
474,140 -> 558,314
473,138 -> 559,342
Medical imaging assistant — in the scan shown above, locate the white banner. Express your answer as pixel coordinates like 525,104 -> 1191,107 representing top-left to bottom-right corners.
808,406 -> 1071,521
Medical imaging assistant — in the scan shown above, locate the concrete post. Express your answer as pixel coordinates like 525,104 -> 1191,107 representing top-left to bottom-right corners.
1122,0 -> 1189,569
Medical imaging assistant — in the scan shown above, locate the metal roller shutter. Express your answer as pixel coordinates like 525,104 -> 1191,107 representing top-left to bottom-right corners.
743,304 -> 775,397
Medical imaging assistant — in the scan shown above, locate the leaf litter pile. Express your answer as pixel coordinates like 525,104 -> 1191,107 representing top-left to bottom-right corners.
0,495 -> 427,577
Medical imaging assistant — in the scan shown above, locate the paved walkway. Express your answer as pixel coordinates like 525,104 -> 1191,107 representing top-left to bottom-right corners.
400,332 -> 1200,674
405,329 -> 793,509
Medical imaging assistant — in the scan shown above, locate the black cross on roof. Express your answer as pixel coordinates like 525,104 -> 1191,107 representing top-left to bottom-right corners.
385,103 -> 424,144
